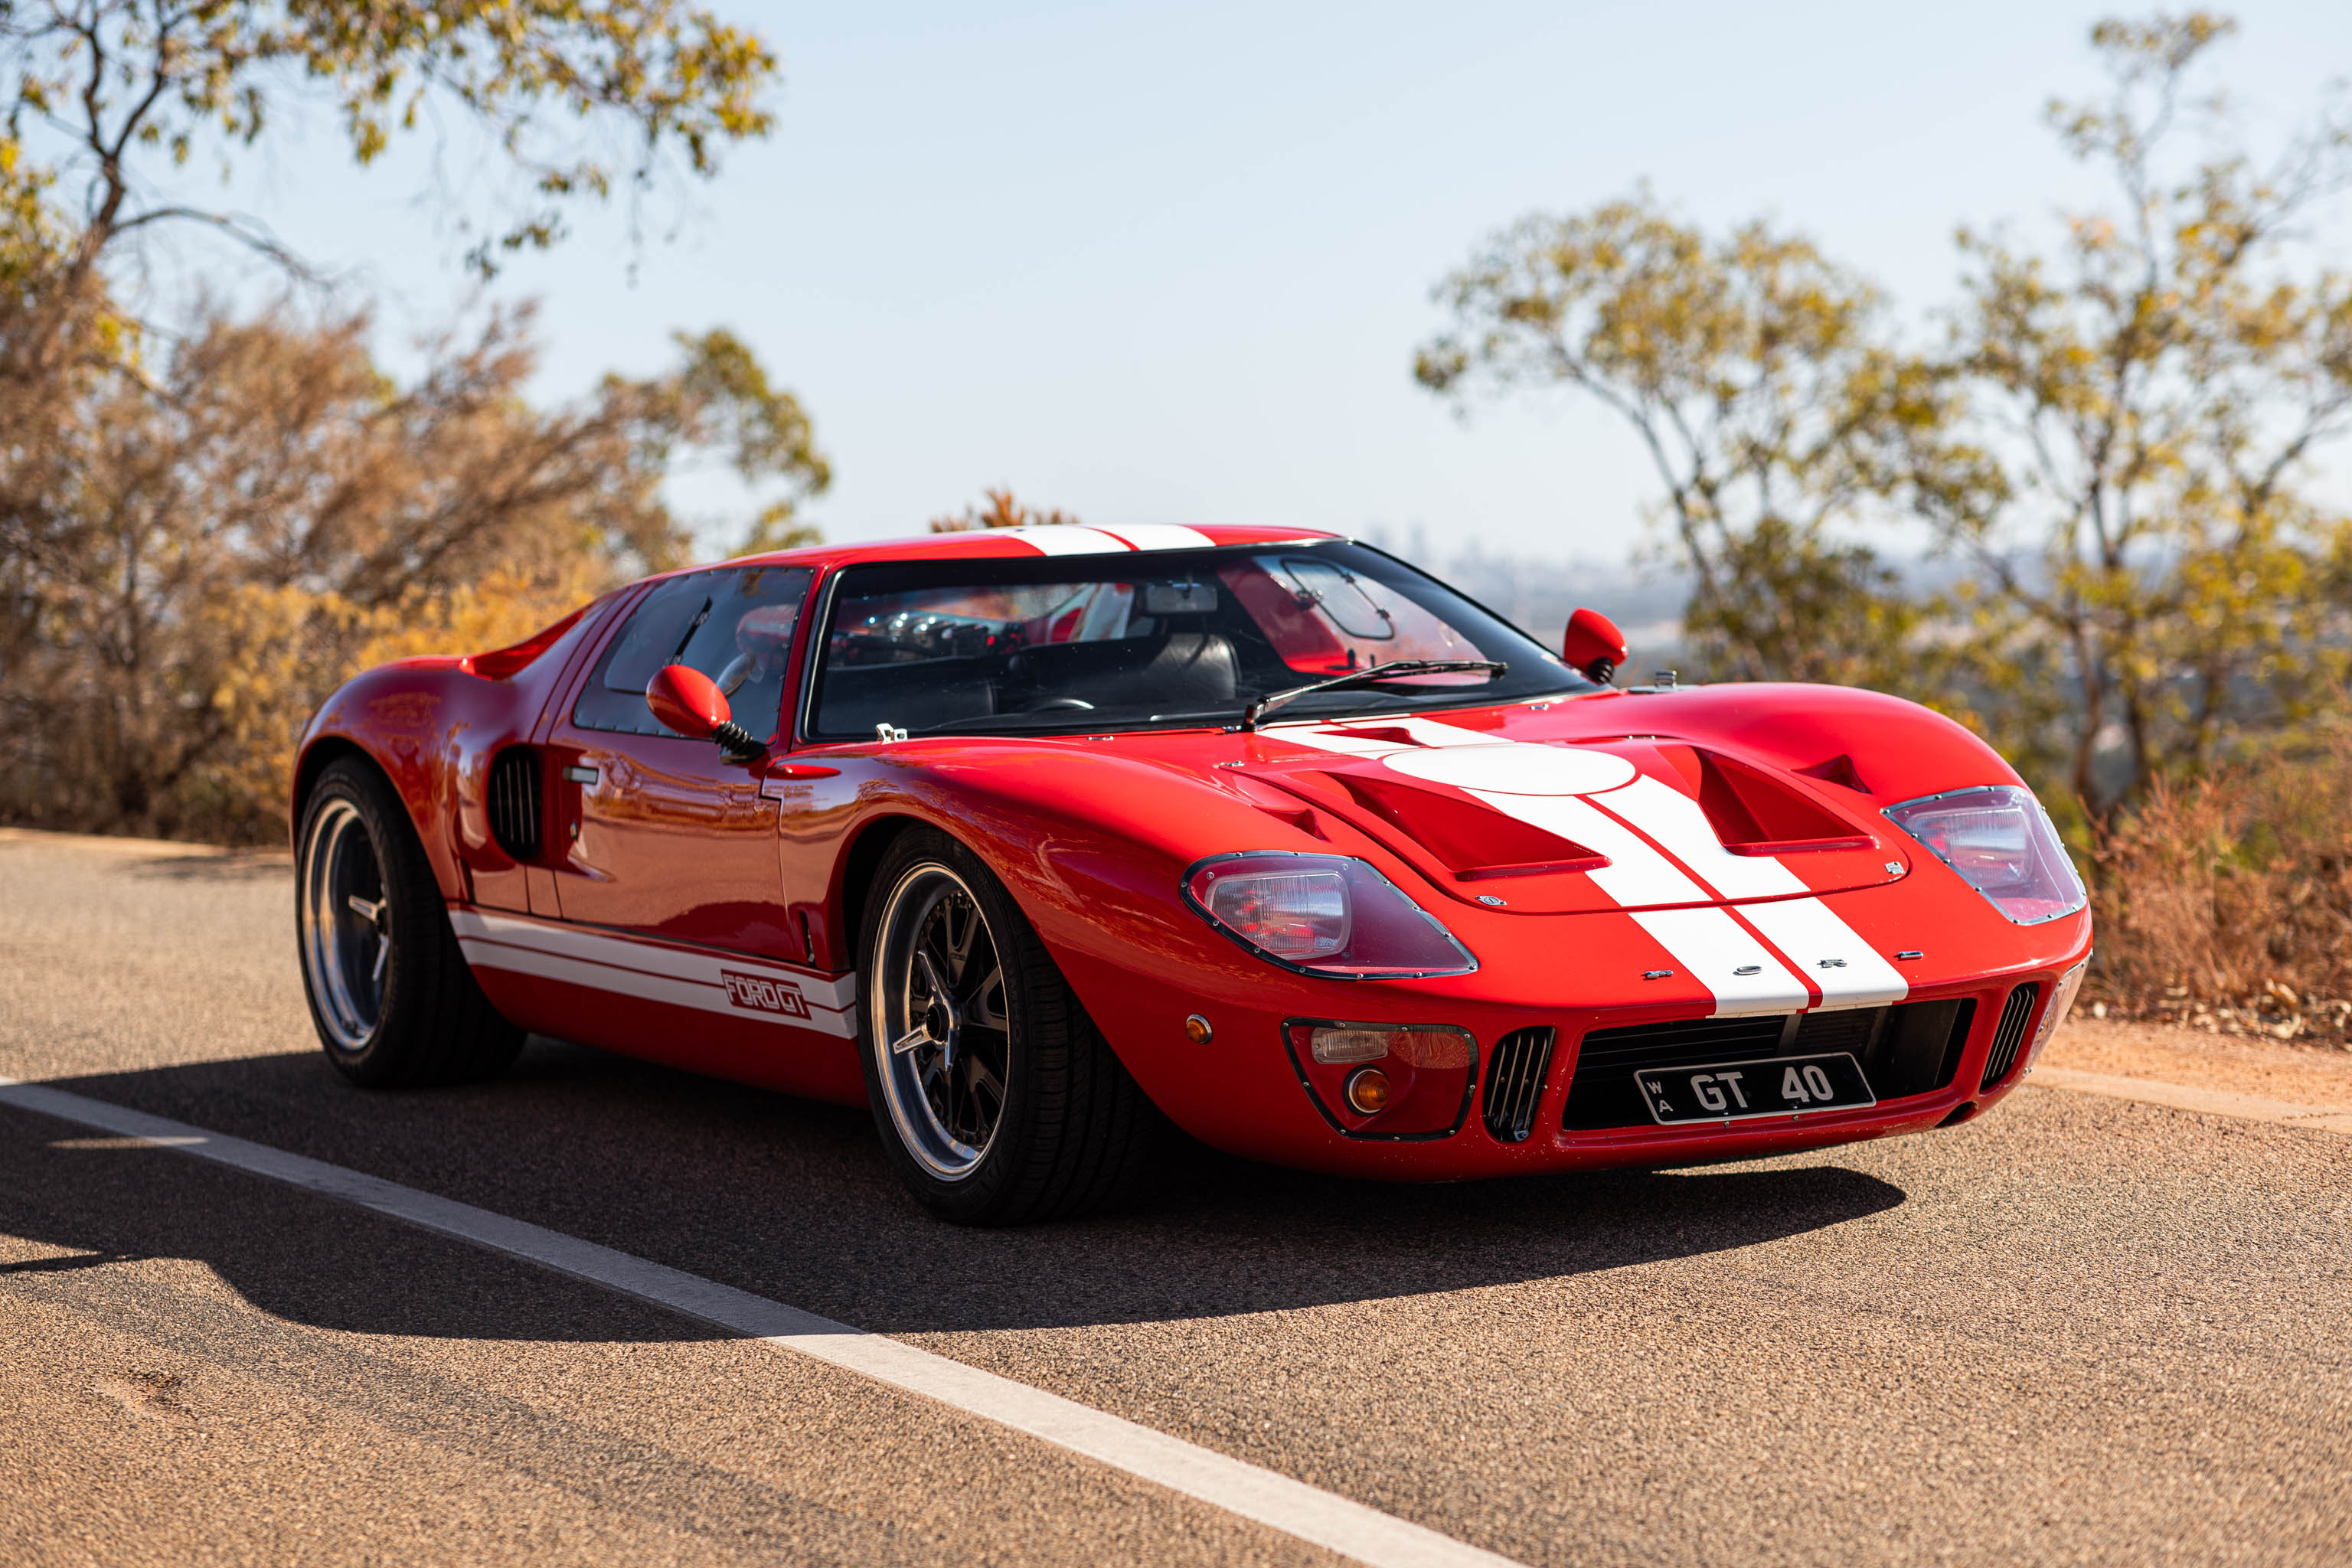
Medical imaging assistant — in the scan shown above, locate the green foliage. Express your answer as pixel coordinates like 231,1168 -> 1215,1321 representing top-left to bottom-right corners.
0,0 -> 778,278
1416,192 -> 1942,688
1419,11 -> 2352,827
1923,11 -> 2352,816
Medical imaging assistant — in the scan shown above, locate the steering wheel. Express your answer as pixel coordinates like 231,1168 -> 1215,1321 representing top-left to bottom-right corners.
1018,697 -> 1096,714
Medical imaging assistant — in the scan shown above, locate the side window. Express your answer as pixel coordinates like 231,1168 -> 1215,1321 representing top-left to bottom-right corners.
572,565 -> 814,743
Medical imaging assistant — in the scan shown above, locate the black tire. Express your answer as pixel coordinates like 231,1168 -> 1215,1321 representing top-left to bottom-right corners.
857,827 -> 1159,1224
296,756 -> 524,1088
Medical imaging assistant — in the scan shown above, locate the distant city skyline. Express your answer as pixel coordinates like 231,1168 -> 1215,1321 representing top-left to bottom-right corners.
138,0 -> 2352,562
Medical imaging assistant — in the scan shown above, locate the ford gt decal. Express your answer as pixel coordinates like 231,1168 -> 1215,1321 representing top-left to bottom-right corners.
449,911 -> 858,1037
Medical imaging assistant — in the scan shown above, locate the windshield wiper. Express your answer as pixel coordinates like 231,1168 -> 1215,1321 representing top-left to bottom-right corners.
1240,659 -> 1507,730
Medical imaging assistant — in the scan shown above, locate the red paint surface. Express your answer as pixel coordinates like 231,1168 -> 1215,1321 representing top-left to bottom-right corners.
294,528 -> 2092,1175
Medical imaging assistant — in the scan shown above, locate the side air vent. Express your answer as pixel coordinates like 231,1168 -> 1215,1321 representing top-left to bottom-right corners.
1482,1027 -> 1557,1143
1980,983 -> 2040,1090
487,748 -> 542,861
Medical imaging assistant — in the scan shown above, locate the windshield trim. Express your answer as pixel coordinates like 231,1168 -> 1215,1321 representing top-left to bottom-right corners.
793,541 -> 1587,746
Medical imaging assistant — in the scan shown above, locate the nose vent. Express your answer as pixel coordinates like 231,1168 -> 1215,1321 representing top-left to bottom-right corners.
1980,982 -> 2041,1089
487,748 -> 542,861
1481,1026 -> 1557,1143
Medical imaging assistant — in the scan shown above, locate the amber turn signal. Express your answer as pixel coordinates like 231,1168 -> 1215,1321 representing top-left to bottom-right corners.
1184,1014 -> 1214,1045
1344,1067 -> 1392,1115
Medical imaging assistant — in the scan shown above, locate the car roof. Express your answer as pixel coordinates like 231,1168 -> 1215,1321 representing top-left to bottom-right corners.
701,524 -> 1346,575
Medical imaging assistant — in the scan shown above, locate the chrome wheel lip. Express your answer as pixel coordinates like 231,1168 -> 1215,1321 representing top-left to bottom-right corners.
869,861 -> 1010,1182
299,798 -> 390,1053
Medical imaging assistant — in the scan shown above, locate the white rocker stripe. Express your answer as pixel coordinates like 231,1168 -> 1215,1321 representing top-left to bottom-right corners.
449,910 -> 859,1037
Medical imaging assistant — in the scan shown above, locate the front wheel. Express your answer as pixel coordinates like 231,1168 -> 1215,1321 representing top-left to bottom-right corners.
858,828 -> 1158,1224
296,756 -> 523,1087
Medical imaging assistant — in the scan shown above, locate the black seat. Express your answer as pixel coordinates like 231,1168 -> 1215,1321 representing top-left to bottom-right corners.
1061,632 -> 1236,710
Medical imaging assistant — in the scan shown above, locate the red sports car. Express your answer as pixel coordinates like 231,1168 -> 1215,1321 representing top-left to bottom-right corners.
293,526 -> 2092,1223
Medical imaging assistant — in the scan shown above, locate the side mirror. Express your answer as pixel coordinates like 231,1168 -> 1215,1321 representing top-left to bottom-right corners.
645,665 -> 763,755
1562,607 -> 1628,685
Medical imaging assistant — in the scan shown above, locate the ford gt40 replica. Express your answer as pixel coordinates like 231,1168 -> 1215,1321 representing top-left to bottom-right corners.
293,525 -> 2092,1223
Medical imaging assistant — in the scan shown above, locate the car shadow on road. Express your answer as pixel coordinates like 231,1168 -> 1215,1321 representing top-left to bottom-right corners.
6,1038 -> 1907,1341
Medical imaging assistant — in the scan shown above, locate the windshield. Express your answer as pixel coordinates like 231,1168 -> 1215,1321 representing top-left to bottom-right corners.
807,541 -> 1587,739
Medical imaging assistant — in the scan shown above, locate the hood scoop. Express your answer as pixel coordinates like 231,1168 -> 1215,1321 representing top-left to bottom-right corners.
1668,747 -> 1873,856
1265,769 -> 1612,890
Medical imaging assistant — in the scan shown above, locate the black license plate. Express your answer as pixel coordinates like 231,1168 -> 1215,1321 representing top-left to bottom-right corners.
1634,1052 -> 1876,1125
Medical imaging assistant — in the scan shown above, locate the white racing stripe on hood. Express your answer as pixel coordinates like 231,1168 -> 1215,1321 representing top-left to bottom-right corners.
1483,792 -> 1709,908
1265,717 -> 1504,757
1272,723 -> 1903,1019
1737,898 -> 1909,1011
1593,776 -> 1808,901
1632,908 -> 1814,1016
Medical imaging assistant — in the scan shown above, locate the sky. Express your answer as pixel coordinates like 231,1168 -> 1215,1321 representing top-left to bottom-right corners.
149,0 -> 2352,565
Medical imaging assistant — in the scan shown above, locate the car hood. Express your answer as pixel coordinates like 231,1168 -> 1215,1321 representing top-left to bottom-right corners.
965,683 -> 2018,921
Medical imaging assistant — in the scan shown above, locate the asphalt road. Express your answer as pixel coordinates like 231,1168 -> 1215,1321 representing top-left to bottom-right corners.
2,828 -> 2347,1567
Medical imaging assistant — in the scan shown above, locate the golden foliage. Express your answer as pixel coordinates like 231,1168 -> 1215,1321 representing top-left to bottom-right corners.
2089,730 -> 2352,1037
929,487 -> 1080,533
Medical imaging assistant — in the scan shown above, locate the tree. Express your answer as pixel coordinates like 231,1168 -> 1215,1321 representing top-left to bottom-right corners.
1413,194 -> 1944,686
0,304 -> 828,842
929,486 -> 1079,532
1922,12 -> 2352,816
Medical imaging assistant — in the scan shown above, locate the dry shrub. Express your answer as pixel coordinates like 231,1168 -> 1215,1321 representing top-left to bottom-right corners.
2090,734 -> 2352,1042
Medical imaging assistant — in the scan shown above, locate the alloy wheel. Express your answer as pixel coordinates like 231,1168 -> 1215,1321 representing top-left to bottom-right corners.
869,862 -> 1012,1180
299,796 -> 392,1051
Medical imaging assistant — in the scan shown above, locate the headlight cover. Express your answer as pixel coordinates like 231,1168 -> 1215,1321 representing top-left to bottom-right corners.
1182,853 -> 1477,978
1883,785 -> 2087,925
2026,957 -> 2090,1072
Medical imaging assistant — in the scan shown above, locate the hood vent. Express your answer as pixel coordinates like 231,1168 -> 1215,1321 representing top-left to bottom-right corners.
1325,773 -> 1608,880
1666,746 -> 1873,856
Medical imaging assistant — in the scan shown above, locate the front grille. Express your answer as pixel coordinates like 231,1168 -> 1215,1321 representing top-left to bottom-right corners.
487,747 -> 541,861
1980,983 -> 2040,1089
1481,1027 -> 1557,1143
1563,1014 -> 1785,1129
1562,998 -> 1981,1131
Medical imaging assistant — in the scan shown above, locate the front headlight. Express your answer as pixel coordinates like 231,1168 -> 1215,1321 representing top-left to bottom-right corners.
1182,853 -> 1478,979
1883,785 -> 2087,925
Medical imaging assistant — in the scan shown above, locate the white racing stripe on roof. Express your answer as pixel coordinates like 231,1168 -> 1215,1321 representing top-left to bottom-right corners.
997,525 -> 1137,555
0,1080 -> 1524,1568
1631,908 -> 1814,1017
1736,898 -> 1909,1011
1096,524 -> 1218,551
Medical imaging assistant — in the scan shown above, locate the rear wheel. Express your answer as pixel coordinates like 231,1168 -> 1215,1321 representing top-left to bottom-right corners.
858,828 -> 1158,1223
296,756 -> 523,1087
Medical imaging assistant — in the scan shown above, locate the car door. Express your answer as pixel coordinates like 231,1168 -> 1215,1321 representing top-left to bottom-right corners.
543,563 -> 815,956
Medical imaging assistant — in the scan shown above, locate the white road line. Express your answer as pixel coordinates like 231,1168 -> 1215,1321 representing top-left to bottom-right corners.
2029,1067 -> 2352,1134
0,1077 -> 1521,1568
